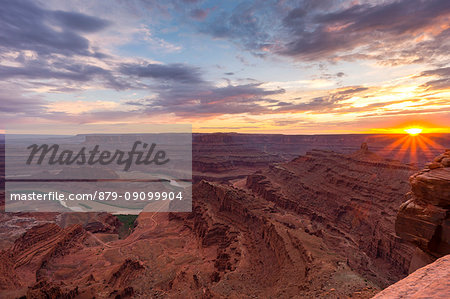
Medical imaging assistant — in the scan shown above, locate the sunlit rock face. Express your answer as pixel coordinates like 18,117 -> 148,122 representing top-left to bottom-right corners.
396,149 -> 450,273
373,254 -> 450,299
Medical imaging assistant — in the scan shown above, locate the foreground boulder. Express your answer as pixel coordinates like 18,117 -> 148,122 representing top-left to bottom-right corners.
374,254 -> 450,298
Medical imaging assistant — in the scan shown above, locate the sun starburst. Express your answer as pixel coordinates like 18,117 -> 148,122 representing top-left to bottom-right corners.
404,128 -> 423,136
378,129 -> 444,165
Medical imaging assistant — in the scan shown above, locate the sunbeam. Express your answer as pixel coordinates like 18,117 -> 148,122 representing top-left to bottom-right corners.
377,130 -> 447,166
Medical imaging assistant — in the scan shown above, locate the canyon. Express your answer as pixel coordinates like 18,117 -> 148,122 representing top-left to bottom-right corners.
0,133 -> 449,298
244,144 -> 416,286
192,133 -> 450,181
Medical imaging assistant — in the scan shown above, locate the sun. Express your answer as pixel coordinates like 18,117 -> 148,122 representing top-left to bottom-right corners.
404,128 -> 423,136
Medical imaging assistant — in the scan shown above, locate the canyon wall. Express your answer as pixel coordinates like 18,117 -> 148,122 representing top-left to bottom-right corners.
246,145 -> 416,286
395,149 -> 450,273
193,133 -> 450,167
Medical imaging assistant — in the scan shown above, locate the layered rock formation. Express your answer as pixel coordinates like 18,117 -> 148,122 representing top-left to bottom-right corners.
374,254 -> 450,298
395,149 -> 450,273
0,221 -> 140,298
245,145 -> 416,286
58,212 -> 121,234
192,133 -> 450,171
2,135 -> 449,297
0,223 -> 88,293
0,212 -> 58,250
192,133 -> 284,182
191,133 -> 450,182
167,181 -> 379,297
0,212 -> 120,251
0,180 -> 381,298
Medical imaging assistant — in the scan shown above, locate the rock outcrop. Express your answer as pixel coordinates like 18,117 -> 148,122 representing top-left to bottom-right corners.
108,259 -> 144,288
395,150 -> 450,273
0,223 -> 88,291
26,280 -> 79,299
58,212 -> 121,234
374,254 -> 450,298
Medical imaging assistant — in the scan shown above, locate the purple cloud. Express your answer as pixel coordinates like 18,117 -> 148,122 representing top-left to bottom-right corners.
198,0 -> 450,63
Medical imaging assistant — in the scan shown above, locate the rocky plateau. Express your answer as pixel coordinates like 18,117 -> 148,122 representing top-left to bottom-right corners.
0,134 -> 450,298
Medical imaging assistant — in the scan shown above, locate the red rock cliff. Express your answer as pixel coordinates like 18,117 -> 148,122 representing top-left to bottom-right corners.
395,149 -> 450,273
246,146 -> 416,286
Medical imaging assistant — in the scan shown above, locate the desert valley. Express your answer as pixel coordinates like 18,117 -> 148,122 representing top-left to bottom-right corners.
0,133 -> 449,298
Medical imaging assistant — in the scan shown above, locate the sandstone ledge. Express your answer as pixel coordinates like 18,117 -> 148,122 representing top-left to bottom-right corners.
373,254 -> 450,298
395,150 -> 450,272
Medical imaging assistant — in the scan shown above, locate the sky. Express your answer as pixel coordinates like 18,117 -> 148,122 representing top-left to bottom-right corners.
0,0 -> 449,134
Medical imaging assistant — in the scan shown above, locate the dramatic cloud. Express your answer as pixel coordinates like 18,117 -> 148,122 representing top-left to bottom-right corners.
126,82 -> 286,116
199,1 -> 276,57
0,0 -> 109,57
124,81 -> 373,118
281,0 -> 449,60
0,85 -> 46,115
275,86 -> 369,113
420,66 -> 450,90
119,63 -> 204,84
1,0 -> 449,133
0,55 -> 136,91
198,0 -> 450,63
0,0 -> 121,93
0,0 -> 210,91
0,61 -> 106,82
421,67 -> 450,77
52,10 -> 110,33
